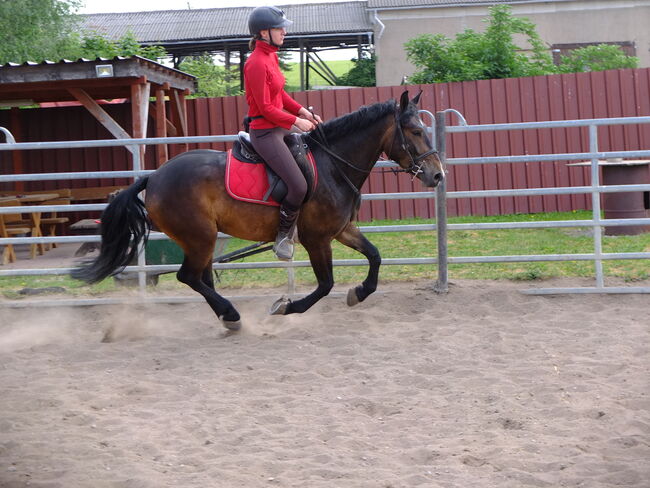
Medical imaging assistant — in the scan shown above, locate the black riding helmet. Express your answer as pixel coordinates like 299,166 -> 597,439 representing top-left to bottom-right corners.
248,6 -> 293,35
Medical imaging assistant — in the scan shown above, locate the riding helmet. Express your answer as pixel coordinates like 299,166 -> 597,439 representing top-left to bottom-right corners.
248,6 -> 293,35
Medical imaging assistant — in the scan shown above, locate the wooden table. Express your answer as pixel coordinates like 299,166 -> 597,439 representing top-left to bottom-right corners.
6,193 -> 59,257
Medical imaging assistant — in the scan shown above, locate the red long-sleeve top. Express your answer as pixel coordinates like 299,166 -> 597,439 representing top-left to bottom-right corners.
244,41 -> 302,130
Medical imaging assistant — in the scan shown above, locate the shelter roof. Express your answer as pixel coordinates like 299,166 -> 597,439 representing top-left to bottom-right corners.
367,0 -> 571,8
0,56 -> 196,104
82,2 -> 373,54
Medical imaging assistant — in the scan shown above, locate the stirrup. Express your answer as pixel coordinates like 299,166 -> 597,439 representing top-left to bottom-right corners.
273,235 -> 294,261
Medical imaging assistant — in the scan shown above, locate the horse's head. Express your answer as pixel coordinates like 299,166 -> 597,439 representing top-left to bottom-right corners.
386,90 -> 444,188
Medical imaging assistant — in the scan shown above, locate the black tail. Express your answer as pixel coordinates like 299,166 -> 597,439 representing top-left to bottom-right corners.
71,177 -> 151,284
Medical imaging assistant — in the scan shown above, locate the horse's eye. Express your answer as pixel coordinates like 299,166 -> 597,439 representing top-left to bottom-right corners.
412,130 -> 423,137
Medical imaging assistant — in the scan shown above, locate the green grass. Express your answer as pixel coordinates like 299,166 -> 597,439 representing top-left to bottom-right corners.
1,210 -> 649,298
282,60 -> 354,92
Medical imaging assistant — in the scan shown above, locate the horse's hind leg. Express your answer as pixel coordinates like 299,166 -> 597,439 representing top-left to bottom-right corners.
177,250 -> 241,330
335,222 -> 381,306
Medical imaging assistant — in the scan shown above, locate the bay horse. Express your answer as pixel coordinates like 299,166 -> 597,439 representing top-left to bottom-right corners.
71,90 -> 444,330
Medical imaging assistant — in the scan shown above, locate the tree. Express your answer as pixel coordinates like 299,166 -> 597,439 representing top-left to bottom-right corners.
0,0 -> 82,64
77,31 -> 167,61
336,51 -> 376,87
558,44 -> 639,73
404,5 -> 554,83
179,54 -> 240,98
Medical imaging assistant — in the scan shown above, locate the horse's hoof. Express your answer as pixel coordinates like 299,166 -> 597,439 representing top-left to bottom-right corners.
347,287 -> 360,307
270,297 -> 291,315
222,319 -> 242,331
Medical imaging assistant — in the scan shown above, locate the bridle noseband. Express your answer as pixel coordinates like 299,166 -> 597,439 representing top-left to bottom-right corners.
392,107 -> 438,180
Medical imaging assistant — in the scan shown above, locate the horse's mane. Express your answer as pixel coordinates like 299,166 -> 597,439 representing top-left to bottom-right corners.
307,99 -> 398,147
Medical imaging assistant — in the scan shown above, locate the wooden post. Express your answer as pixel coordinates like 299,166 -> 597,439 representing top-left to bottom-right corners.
155,86 -> 168,167
239,50 -> 247,92
225,46 -> 231,96
68,87 -> 136,158
131,80 -> 151,165
9,107 -> 24,192
170,89 -> 188,152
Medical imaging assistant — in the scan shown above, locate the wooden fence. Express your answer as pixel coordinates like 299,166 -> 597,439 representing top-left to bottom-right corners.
2,68 -> 649,222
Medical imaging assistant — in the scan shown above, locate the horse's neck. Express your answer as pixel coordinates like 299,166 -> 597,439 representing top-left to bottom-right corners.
325,117 -> 391,189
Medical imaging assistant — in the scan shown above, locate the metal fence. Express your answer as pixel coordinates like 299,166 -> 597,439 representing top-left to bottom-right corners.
434,113 -> 650,295
2,112 -> 650,309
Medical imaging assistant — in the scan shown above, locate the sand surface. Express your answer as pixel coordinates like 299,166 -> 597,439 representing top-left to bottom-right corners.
0,279 -> 648,487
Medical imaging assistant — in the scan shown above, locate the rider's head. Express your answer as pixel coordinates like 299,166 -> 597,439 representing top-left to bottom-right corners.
248,6 -> 293,50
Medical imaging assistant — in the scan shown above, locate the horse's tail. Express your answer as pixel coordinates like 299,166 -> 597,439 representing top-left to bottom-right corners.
71,177 -> 151,284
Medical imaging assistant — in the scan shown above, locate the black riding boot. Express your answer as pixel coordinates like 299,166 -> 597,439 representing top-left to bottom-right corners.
274,203 -> 300,261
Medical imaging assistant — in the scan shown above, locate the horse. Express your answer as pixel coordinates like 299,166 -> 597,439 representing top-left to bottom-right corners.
71,90 -> 444,330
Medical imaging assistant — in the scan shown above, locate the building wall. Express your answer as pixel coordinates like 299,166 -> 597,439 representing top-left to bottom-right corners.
374,0 -> 650,86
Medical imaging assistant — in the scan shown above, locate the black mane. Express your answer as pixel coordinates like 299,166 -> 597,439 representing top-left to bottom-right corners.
307,99 -> 397,147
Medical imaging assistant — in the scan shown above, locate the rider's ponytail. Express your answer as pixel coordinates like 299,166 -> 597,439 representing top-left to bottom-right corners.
249,34 -> 261,51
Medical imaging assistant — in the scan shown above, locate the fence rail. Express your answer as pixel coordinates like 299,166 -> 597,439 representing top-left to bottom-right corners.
2,113 -> 650,306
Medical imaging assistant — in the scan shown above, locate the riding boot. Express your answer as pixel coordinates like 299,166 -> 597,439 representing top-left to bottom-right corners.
274,203 -> 300,261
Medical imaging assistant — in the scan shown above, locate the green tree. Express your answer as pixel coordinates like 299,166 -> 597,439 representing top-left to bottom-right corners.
558,44 -> 639,73
0,0 -> 82,64
77,31 -> 167,61
179,54 -> 240,97
336,52 -> 376,87
404,5 -> 555,83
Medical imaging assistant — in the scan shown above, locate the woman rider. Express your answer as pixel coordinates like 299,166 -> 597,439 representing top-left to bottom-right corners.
244,6 -> 322,260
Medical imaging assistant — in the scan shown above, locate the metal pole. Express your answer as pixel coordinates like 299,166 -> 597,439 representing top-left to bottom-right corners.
589,125 -> 605,288
132,147 -> 148,292
434,111 -> 449,293
0,126 -> 16,144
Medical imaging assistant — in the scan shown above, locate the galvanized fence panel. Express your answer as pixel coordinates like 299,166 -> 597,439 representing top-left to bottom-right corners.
435,115 -> 650,295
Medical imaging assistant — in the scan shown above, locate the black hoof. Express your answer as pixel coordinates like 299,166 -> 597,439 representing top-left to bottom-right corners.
219,307 -> 241,330
222,319 -> 242,331
270,297 -> 291,315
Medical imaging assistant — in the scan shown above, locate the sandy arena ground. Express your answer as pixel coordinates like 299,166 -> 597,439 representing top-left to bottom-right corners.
0,269 -> 648,488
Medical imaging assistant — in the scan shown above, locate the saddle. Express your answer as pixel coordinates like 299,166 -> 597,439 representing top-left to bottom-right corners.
226,132 -> 317,207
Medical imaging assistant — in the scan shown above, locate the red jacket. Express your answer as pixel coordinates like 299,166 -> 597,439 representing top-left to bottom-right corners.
244,41 -> 302,130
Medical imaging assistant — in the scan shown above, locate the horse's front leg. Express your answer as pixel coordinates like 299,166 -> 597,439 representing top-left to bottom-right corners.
335,222 -> 381,306
270,241 -> 334,315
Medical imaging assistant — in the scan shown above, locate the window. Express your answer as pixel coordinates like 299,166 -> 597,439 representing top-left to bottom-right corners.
551,41 -> 636,64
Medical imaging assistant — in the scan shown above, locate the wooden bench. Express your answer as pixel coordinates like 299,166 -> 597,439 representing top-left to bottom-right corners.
69,186 -> 126,202
69,218 -> 101,256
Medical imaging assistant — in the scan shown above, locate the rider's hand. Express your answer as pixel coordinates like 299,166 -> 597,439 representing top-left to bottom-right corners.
298,107 -> 323,125
294,117 -> 315,132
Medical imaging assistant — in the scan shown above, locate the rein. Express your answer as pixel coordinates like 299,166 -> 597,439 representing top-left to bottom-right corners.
306,123 -> 368,202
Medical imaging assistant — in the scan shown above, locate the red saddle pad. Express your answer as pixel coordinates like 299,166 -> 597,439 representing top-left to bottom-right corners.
225,149 -> 316,207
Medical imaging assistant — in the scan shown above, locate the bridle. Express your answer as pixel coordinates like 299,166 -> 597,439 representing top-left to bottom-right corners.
391,107 -> 438,181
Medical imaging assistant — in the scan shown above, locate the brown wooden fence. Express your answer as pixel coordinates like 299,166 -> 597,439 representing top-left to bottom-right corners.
2,68 -> 649,222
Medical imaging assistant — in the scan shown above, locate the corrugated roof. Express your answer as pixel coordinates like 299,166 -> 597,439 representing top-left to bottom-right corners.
367,0 -> 568,8
0,55 -> 195,80
82,2 -> 373,43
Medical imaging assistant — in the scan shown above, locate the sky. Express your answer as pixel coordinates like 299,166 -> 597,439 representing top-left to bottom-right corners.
78,0 -> 353,14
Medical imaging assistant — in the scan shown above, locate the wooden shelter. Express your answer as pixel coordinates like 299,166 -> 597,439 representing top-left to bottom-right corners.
0,56 -> 197,187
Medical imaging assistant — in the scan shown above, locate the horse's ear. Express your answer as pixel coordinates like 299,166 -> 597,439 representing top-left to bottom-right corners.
399,90 -> 410,112
411,90 -> 422,106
